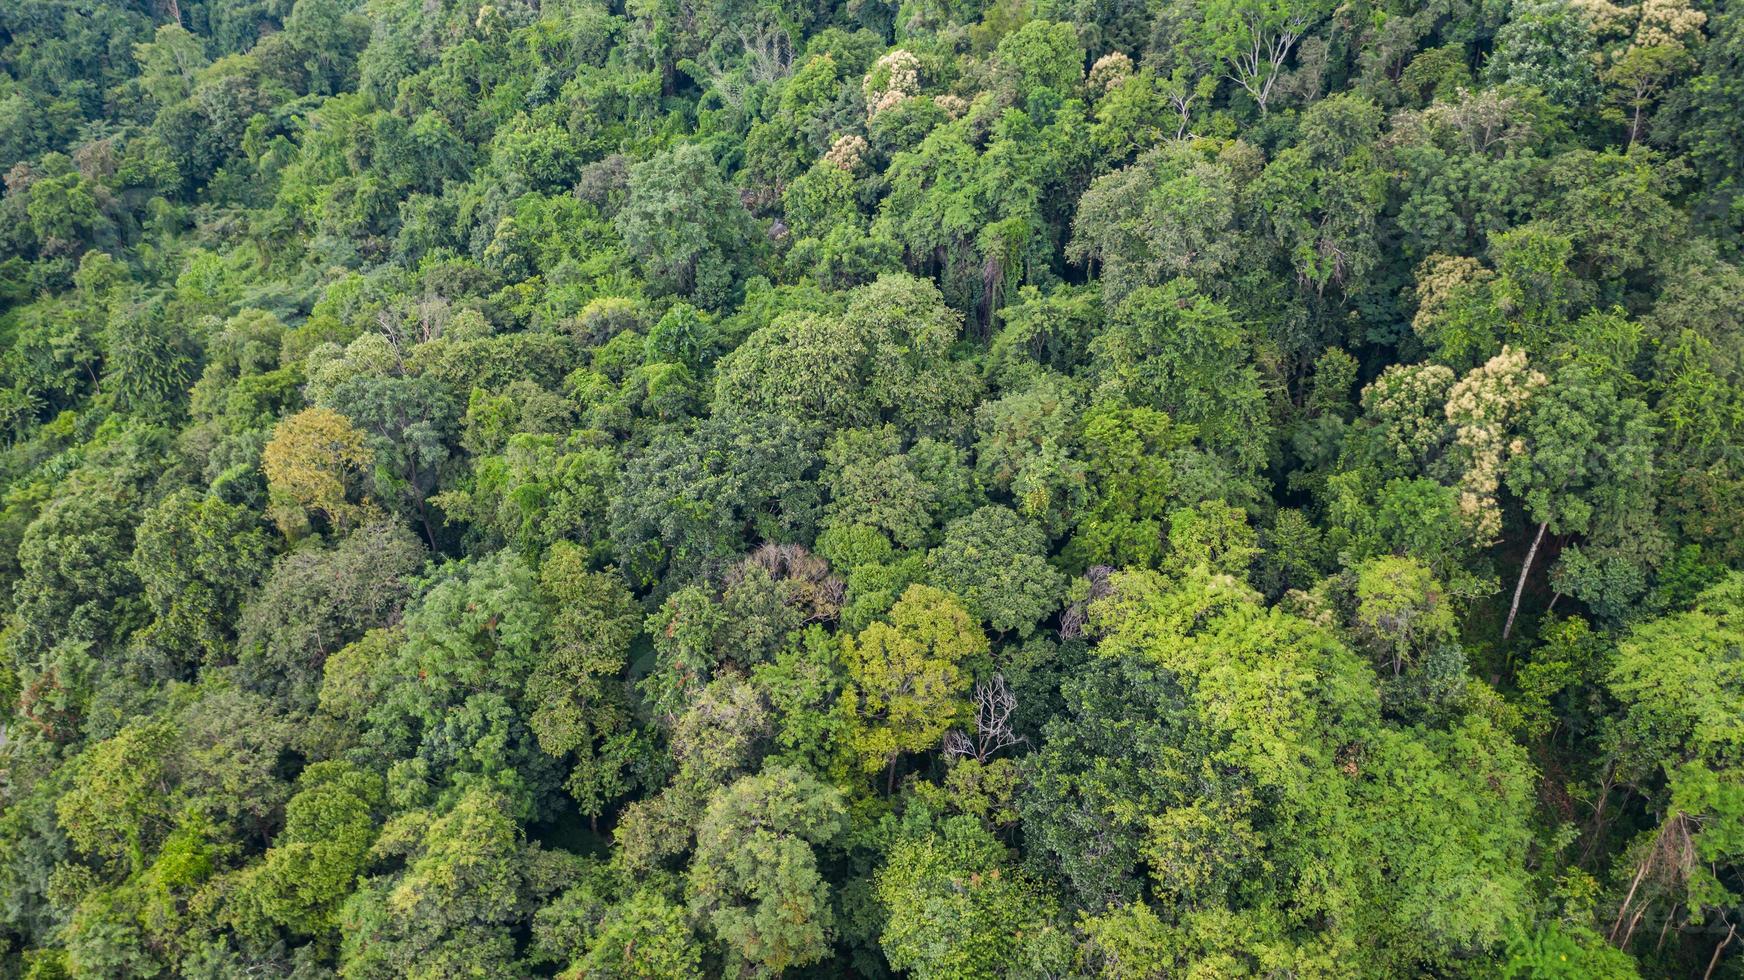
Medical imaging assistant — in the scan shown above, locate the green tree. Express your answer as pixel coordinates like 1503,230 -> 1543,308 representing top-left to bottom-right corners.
570,888 -> 703,979
1163,499 -> 1260,580
1503,360 -> 1657,638
339,787 -> 573,979
527,544 -> 650,822
1250,94 -> 1388,301
133,25 -> 208,108
1602,575 -> 1744,954
1486,0 -> 1600,105
1069,141 -> 1246,301
615,143 -> 760,309
839,584 -> 988,787
877,814 -> 1068,979
56,719 -> 179,874
1091,279 -> 1271,475
1352,556 -> 1458,676
1170,0 -> 1335,113
713,274 -> 977,436
609,413 -> 821,587
227,761 -> 383,943
926,506 -> 1067,637
101,299 -> 193,420
236,519 -> 424,709
130,489 -> 273,671
687,766 -> 847,975
319,374 -> 458,548
823,426 -> 977,549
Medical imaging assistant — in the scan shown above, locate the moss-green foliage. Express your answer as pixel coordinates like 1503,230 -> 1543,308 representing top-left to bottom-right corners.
0,0 -> 1740,974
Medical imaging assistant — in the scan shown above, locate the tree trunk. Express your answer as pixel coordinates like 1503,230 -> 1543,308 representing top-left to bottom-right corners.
1611,859 -> 1651,943
1704,922 -> 1736,980
415,495 -> 439,551
1502,520 -> 1549,641
1581,763 -> 1621,867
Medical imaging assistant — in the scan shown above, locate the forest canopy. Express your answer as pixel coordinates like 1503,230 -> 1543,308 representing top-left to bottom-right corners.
1,0 -> 1743,975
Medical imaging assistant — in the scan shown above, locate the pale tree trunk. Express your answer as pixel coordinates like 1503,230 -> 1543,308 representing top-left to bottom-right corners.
1581,761 -> 1620,866
1704,922 -> 1735,980
1610,862 -> 1648,942
1503,520 -> 1549,641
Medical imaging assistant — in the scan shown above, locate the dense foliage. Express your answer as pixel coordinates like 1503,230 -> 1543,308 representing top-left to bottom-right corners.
1,0 -> 1742,975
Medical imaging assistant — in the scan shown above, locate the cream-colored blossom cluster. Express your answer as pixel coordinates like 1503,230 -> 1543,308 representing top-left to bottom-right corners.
1635,0 -> 1706,48
1445,346 -> 1546,543
1362,362 -> 1457,468
1087,52 -> 1133,93
1411,254 -> 1492,344
864,49 -> 921,119
933,94 -> 969,119
823,134 -> 869,172
1570,0 -> 1633,34
1572,0 -> 1706,48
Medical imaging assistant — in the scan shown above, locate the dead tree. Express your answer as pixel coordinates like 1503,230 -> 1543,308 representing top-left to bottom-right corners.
943,674 -> 1024,764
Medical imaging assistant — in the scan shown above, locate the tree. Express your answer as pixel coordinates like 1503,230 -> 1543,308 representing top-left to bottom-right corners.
1068,569 -> 1536,971
1352,556 -> 1458,676
1603,44 -> 1690,148
9,458 -> 153,673
281,0 -> 370,96
687,766 -> 847,975
435,432 -> 615,558
1091,279 -> 1271,475
972,374 -> 1085,537
1445,346 -> 1546,548
56,719 -> 179,874
527,544 -> 649,822
1251,94 -> 1388,300
339,787 -> 571,979
712,274 -> 976,436
133,25 -> 208,108
876,815 -> 1068,979
1502,360 -> 1657,638
1163,499 -> 1260,580
101,299 -> 193,420
926,506 -> 1067,637
350,552 -> 568,819
24,166 -> 109,257
1068,141 -> 1246,301
262,407 -> 377,539
1668,3 -> 1744,230
1019,648 -> 1199,910
568,889 -> 702,979
1602,575 -> 1744,960
237,519 -> 424,709
130,488 -> 273,671
1486,0 -> 1600,106
615,143 -> 759,309
1172,0 -> 1335,113
319,374 -> 458,548
608,413 -> 821,587
838,584 -> 988,787
992,21 -> 1083,99
1064,405 -> 1193,571
228,761 -> 383,943
823,426 -> 977,549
